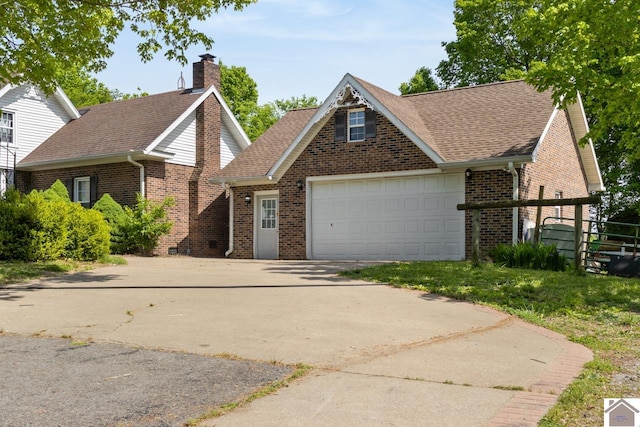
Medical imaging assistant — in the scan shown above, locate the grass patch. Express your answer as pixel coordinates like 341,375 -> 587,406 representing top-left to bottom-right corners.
0,256 -> 127,286
0,260 -> 78,285
187,363 -> 313,425
340,261 -> 640,426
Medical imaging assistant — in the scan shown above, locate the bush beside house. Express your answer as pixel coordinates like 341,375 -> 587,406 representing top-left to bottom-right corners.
0,181 -> 174,261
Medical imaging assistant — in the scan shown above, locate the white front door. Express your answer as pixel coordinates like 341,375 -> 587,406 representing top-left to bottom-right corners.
256,195 -> 278,259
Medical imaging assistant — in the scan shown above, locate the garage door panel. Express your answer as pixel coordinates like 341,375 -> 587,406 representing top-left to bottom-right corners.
310,174 -> 464,260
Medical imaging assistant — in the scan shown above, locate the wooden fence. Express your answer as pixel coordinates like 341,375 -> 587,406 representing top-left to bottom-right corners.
457,196 -> 600,269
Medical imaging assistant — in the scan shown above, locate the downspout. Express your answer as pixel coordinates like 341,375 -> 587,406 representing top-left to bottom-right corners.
225,186 -> 234,257
507,162 -> 518,245
127,155 -> 145,197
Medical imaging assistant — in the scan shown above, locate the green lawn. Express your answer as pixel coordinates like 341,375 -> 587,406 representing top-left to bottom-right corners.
0,256 -> 126,286
340,262 -> 640,426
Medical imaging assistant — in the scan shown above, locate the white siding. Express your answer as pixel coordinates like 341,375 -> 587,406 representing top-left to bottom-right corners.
157,112 -> 197,166
0,85 -> 73,168
220,121 -> 242,168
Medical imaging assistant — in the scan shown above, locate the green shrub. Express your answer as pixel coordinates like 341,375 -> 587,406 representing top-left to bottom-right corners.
93,193 -> 126,253
65,203 -> 111,261
116,194 -> 175,255
43,179 -> 71,202
25,190 -> 70,261
490,242 -> 568,271
0,189 -> 35,261
92,193 -> 125,224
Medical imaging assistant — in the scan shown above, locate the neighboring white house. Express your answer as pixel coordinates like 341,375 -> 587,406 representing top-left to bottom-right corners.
0,83 -> 79,193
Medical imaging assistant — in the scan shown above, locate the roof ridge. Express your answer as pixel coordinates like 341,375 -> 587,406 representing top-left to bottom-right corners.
82,87 -> 200,108
402,79 -> 527,98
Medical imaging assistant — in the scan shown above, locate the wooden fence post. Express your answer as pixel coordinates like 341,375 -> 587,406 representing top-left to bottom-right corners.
534,186 -> 544,242
574,205 -> 583,271
472,209 -> 481,266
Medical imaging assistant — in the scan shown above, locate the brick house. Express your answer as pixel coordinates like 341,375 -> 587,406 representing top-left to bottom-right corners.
13,54 -> 251,256
212,74 -> 604,260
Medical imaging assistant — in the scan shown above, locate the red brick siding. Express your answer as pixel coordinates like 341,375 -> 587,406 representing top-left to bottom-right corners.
230,105 -> 590,261
25,163 -> 141,207
520,109 -> 590,234
228,185 -> 278,259
464,170 -> 515,258
230,107 -> 439,260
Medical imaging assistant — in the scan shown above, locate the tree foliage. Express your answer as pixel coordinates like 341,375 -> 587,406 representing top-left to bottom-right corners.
219,62 -> 318,140
219,62 -> 260,131
2,0 -> 254,93
399,67 -> 440,95
57,68 -> 115,108
435,0 -> 640,223
272,95 -> 319,119
435,0 -> 545,88
522,0 -> 640,160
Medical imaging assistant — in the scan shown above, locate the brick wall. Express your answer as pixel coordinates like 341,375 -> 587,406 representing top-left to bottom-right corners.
520,109 -> 590,234
25,162 -> 141,207
230,104 -> 590,261
464,170 -> 515,259
230,106 -> 438,260
24,161 -> 195,256
188,56 -> 226,257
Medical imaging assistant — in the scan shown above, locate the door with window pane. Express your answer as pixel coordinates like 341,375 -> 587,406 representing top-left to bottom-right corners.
256,195 -> 278,259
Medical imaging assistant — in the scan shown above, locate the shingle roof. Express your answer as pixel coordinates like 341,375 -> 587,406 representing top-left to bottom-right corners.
20,89 -> 204,165
214,107 -> 318,179
213,77 -> 557,181
404,80 -> 554,162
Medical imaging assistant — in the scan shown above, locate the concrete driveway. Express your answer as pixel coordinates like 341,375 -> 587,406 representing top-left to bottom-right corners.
1,256 -> 591,426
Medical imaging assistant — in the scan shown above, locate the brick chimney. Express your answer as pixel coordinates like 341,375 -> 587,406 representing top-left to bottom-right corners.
192,53 -> 220,90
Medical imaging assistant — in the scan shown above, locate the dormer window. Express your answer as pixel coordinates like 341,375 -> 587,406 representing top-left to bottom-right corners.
0,111 -> 14,144
348,109 -> 365,142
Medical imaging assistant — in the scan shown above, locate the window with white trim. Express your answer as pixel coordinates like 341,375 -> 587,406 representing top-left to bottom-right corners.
348,109 -> 365,142
554,191 -> 563,221
0,111 -> 14,144
74,176 -> 90,205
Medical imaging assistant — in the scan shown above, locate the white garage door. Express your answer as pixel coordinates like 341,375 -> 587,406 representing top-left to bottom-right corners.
309,173 -> 465,260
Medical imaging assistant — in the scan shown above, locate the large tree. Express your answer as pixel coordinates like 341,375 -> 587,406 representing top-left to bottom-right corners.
399,67 -> 440,95
219,62 -> 259,131
435,0 -> 545,88
523,0 -> 640,160
2,0 -> 254,93
57,68 -> 148,108
435,0 -> 640,223
219,63 -> 318,141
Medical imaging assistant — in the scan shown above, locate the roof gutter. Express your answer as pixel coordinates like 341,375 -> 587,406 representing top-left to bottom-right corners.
440,155 -> 533,171
209,175 -> 274,186
17,150 -> 173,171
507,162 -> 519,245
127,155 -> 145,197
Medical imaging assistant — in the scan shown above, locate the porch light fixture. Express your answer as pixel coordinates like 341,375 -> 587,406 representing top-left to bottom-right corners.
296,179 -> 303,190
465,168 -> 472,180
245,194 -> 251,204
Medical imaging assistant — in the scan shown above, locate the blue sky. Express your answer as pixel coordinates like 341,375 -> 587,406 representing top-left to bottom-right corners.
95,0 -> 456,104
